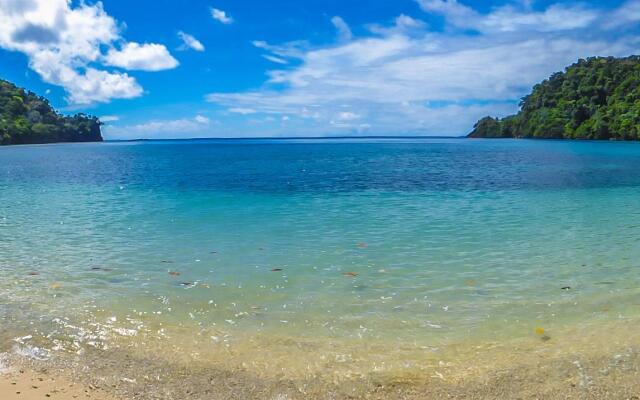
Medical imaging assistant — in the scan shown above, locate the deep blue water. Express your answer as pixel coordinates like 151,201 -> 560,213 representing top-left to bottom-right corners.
3,138 -> 640,192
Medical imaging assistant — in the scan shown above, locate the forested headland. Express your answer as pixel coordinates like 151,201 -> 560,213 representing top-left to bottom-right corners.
0,79 -> 102,145
469,56 -> 640,140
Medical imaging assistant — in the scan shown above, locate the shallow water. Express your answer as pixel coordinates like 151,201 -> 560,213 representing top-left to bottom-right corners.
1,138 -> 640,395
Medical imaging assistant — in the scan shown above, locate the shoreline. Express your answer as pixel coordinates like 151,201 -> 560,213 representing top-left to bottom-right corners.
2,343 -> 639,399
2,316 -> 639,399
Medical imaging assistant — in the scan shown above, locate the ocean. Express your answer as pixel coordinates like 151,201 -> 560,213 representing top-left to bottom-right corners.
1,138 -> 640,398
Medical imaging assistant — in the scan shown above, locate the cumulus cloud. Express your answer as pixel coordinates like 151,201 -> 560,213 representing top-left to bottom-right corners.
104,42 -> 179,71
177,31 -> 205,52
207,1 -> 640,136
194,114 -> 210,124
0,0 -> 177,104
211,8 -> 233,24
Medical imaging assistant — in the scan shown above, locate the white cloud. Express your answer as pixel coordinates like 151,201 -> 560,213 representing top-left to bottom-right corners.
262,54 -> 288,64
211,8 -> 233,24
331,16 -> 353,41
337,111 -> 359,121
252,40 -> 308,67
194,114 -> 210,124
207,2 -> 640,136
394,14 -> 427,30
229,107 -> 257,115
104,115 -> 211,139
416,0 -> 599,33
605,0 -> 640,28
0,0 -> 177,104
104,42 -> 179,71
178,31 -> 205,52
100,115 -> 120,123
368,14 -> 427,35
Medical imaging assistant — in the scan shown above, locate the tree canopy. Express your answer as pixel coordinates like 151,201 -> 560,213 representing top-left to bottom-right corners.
0,79 -> 102,145
468,56 -> 640,140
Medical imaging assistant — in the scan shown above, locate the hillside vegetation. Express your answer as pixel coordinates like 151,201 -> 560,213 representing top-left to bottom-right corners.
469,56 -> 640,140
0,79 -> 102,145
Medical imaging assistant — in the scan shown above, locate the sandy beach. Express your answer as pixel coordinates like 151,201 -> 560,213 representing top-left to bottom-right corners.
1,348 -> 639,400
1,317 -> 639,400
0,367 -> 115,400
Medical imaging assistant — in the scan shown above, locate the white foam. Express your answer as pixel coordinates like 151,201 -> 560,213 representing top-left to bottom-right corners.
13,344 -> 51,361
112,328 -> 138,337
0,353 -> 10,375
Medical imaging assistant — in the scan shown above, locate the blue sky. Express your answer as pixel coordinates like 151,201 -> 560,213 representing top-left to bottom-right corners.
0,0 -> 638,139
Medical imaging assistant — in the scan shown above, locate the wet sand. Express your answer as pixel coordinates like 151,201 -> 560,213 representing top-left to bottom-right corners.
2,348 -> 639,400
2,319 -> 640,400
1,309 -> 639,399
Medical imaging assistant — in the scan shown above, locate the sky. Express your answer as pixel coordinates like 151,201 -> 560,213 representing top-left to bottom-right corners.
0,0 -> 639,139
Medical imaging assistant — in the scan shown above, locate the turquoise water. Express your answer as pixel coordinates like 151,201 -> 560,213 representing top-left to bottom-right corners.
1,138 -> 640,381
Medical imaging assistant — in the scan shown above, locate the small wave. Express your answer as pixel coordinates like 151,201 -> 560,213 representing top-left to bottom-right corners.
0,353 -> 10,374
13,344 -> 51,361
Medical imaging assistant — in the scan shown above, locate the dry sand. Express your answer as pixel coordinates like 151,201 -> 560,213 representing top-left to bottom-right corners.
0,367 -> 116,400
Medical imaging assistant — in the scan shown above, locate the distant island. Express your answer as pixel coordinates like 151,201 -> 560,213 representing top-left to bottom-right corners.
469,56 -> 640,140
0,79 -> 102,145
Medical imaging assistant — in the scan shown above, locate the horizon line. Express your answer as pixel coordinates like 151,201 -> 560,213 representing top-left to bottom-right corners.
106,135 -> 469,142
